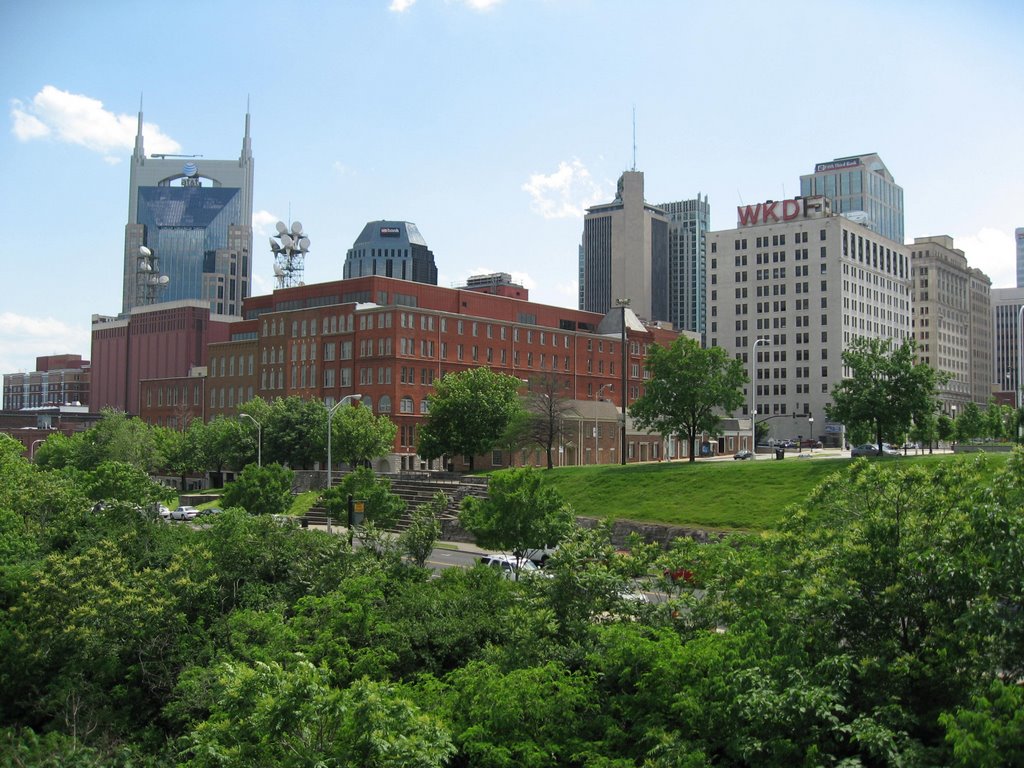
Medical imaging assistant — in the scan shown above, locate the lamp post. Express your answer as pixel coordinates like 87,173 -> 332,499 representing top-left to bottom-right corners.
750,337 -> 769,454
951,404 -> 957,451
240,413 -> 262,467
327,394 -> 363,489
807,415 -> 814,454
615,298 -> 630,465
594,383 -> 613,465
29,438 -> 45,461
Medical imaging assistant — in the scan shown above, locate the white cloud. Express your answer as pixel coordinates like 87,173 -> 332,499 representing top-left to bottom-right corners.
454,0 -> 504,9
253,210 -> 280,237
522,159 -> 608,220
332,161 -> 354,176
954,227 -> 1017,289
389,0 -> 416,10
0,312 -> 90,376
10,86 -> 181,159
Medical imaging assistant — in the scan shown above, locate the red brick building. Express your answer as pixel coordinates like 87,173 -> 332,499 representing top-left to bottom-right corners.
91,300 -> 239,415
204,275 -> 679,470
3,354 -> 90,411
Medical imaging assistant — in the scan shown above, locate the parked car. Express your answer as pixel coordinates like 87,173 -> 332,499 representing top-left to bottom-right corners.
733,450 -> 754,460
850,444 -> 877,457
479,553 -> 544,580
171,505 -> 199,521
156,504 -> 172,520
197,506 -> 223,518
799,439 -> 823,449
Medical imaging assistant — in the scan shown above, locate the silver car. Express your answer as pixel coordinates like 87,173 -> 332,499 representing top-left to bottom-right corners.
171,505 -> 199,521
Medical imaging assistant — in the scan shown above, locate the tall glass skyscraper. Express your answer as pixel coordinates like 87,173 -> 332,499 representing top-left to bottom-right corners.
799,153 -> 904,244
658,195 -> 710,338
122,110 -> 254,316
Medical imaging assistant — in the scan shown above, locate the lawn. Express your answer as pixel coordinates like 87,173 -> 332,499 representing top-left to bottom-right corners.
539,452 -> 1009,532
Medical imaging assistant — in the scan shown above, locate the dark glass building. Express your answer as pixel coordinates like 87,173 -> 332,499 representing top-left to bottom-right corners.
343,221 -> 438,285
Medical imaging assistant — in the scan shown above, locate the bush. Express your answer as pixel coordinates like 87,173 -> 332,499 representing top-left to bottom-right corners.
221,463 -> 294,516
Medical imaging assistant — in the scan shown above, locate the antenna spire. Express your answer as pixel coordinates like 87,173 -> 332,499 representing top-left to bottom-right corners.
631,106 -> 637,171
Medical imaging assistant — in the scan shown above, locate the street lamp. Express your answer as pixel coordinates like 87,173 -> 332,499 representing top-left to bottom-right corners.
327,394 -> 363,488
240,413 -> 262,467
807,415 -> 814,454
29,438 -> 45,461
750,337 -> 769,454
595,383 -> 613,465
616,298 -> 630,465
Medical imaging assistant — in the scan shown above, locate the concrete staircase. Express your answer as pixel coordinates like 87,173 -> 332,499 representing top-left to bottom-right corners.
300,473 -> 490,534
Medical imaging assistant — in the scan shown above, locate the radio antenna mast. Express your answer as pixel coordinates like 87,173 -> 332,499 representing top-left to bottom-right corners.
631,106 -> 637,171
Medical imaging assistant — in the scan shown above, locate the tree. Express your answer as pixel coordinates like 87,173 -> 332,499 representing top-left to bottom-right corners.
399,491 -> 447,568
826,337 -> 947,456
85,461 -> 165,505
418,367 -> 525,471
330,403 -> 398,469
263,396 -> 327,469
220,463 -> 294,516
459,467 -> 575,572
954,401 -> 984,443
628,336 -> 747,463
523,374 -> 577,470
74,409 -> 160,471
204,415 -> 252,474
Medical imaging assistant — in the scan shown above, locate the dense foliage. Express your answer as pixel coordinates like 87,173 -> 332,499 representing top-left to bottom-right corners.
2,431 -> 1023,766
417,367 -> 525,471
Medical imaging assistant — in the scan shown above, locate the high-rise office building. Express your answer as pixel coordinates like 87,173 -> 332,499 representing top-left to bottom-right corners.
122,110 -> 254,316
657,195 -> 710,337
800,153 -> 904,244
343,221 -> 438,285
909,236 -> 992,409
992,286 -> 1024,402
706,195 -> 913,447
1017,227 -> 1024,287
580,171 -> 669,323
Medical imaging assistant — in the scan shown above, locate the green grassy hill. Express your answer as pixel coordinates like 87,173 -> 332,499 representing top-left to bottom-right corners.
538,453 -> 1005,532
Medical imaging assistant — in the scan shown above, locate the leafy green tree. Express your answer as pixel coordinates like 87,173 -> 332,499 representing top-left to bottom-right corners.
322,466 -> 405,530
941,680 -> 1024,768
937,412 -> 955,445
330,402 -> 397,469
182,660 -> 454,768
628,336 -> 747,463
31,431 -> 81,470
826,337 -> 947,456
156,420 -> 209,487
418,367 -> 525,471
220,463 -> 294,516
204,415 -> 252,473
400,491 -> 446,567
954,401 -> 984,442
85,460 -> 165,505
459,467 -> 575,572
425,659 -> 596,768
74,408 -> 160,471
264,396 -> 327,468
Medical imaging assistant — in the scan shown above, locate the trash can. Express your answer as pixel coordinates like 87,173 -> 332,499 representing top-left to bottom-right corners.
775,448 -> 785,460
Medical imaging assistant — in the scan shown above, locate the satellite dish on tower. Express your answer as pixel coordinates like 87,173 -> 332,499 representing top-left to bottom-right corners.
270,219 -> 310,289
139,246 -> 152,257
275,221 -> 288,234
291,221 -> 303,235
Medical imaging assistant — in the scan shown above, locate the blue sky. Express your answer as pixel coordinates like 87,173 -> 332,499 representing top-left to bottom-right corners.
2,0 -> 1022,375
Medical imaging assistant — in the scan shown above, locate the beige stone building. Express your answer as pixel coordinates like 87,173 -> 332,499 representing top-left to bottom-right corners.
909,236 -> 993,413
707,196 -> 913,447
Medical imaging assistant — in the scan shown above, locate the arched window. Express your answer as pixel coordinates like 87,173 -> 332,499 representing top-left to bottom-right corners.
378,395 -> 392,413
420,398 -> 430,414
362,396 -> 373,413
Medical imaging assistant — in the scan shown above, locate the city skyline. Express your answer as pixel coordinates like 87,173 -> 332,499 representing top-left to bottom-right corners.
2,0 -> 1022,375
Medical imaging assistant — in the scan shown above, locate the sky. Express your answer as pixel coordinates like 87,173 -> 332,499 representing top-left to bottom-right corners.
1,0 -> 1022,375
